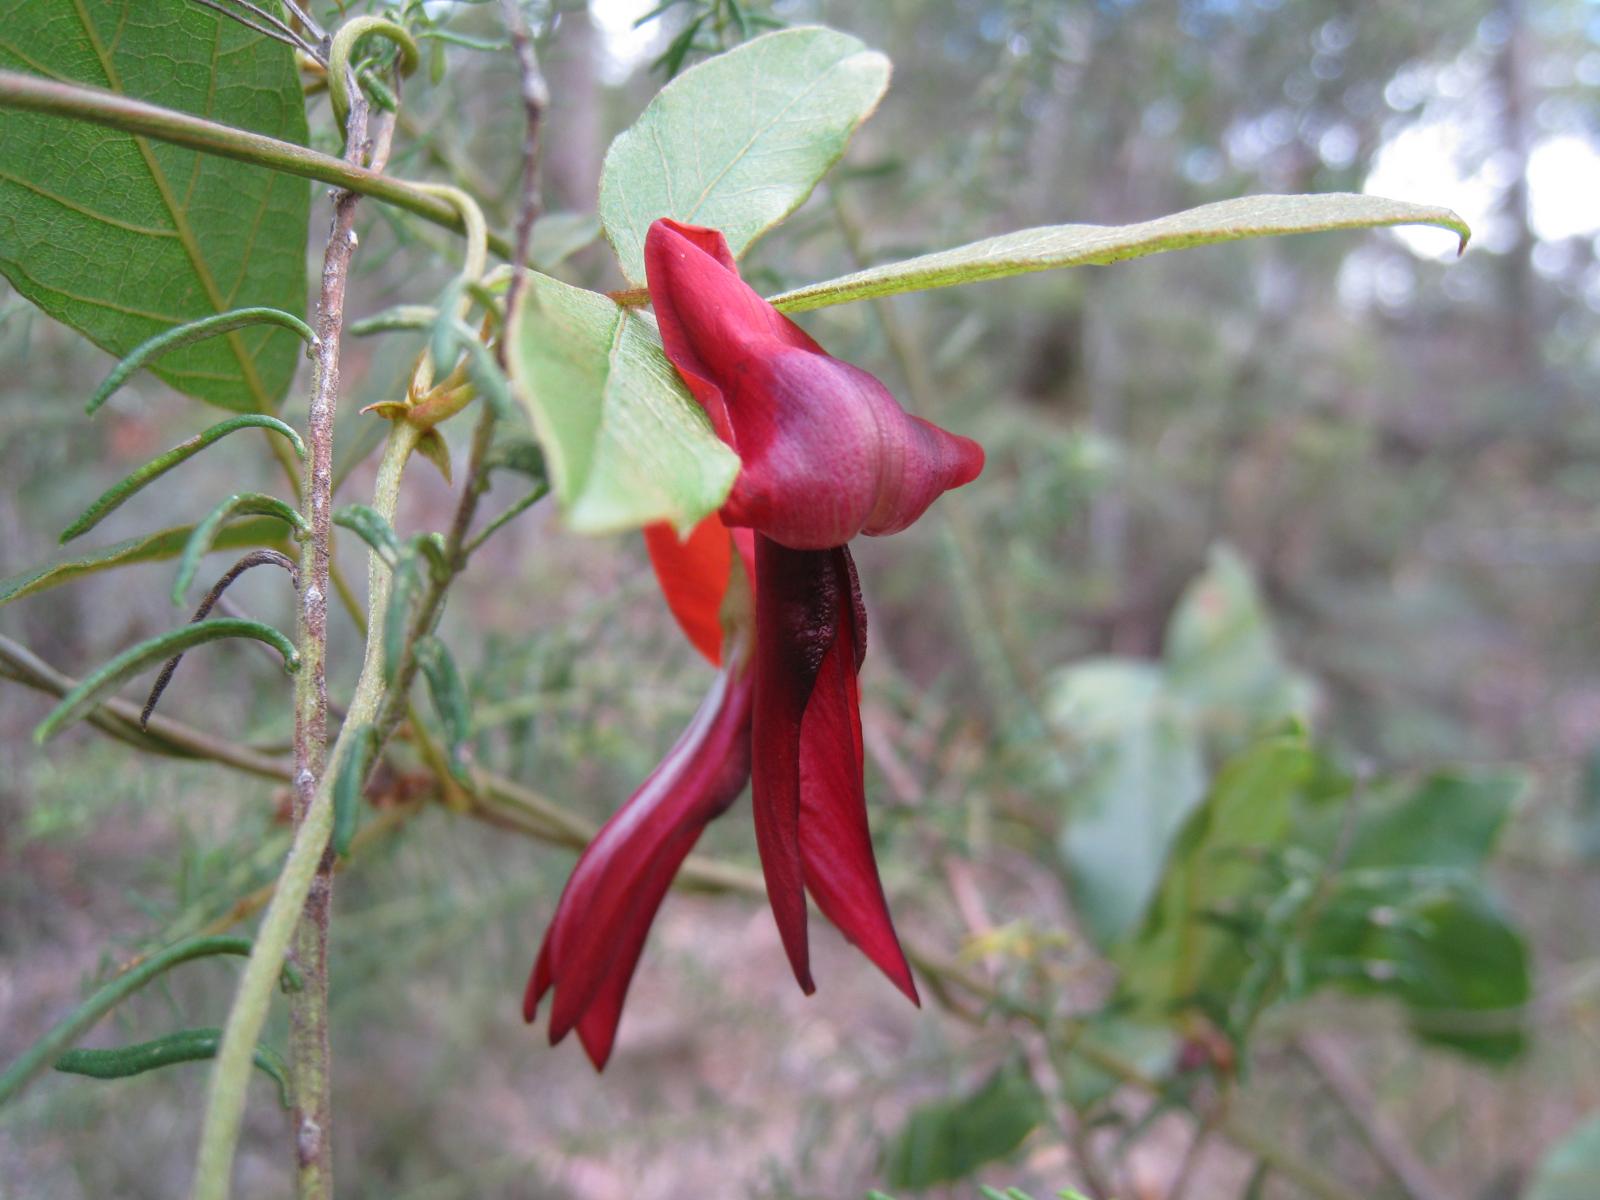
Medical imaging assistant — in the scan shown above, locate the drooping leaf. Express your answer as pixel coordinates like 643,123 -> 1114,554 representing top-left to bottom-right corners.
415,636 -> 472,779
0,0 -> 310,411
506,273 -> 738,535
0,517 -> 290,608
59,415 -> 306,543
332,724 -> 378,859
333,504 -> 405,568
1527,1113 -> 1600,1200
53,1027 -> 290,1109
768,194 -> 1469,312
598,27 -> 891,285
171,493 -> 305,604
1045,660 -> 1207,947
1113,735 -> 1316,1019
35,618 -> 299,742
883,1060 -> 1046,1189
1164,544 -> 1315,748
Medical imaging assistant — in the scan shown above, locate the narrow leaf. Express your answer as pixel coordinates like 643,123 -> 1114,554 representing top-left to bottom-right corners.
0,0 -> 310,411
0,518 -> 290,608
60,415 -> 307,543
332,724 -> 379,859
768,194 -> 1471,312
54,1027 -> 290,1109
171,495 -> 306,604
333,505 -> 404,567
598,27 -> 891,284
35,619 -> 299,742
506,273 -> 738,535
0,935 -> 252,1106
383,556 -> 424,686
415,635 -> 472,779
87,308 -> 317,416
529,211 -> 600,269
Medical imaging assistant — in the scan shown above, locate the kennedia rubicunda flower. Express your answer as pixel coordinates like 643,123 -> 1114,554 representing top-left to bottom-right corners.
526,218 -> 983,1067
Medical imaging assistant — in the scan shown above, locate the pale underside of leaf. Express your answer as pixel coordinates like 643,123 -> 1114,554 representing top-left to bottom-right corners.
508,274 -> 739,536
0,0 -> 309,411
599,26 -> 891,286
768,193 -> 1470,312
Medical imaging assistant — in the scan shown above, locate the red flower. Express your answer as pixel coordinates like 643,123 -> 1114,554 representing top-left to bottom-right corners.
646,218 -> 981,999
525,517 -> 755,1069
525,219 -> 982,1067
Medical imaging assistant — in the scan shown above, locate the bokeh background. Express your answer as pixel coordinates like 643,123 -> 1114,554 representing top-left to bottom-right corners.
3,1 -> 1600,1197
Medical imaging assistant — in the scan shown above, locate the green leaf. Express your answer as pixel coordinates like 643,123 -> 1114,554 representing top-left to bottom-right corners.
1340,768 -> 1525,873
1527,1113 -> 1600,1200
53,1027 -> 290,1109
506,273 -> 738,535
1057,1017 -> 1175,1110
171,493 -> 305,604
59,415 -> 306,543
1045,660 -> 1207,947
0,934 -> 252,1106
768,194 -> 1470,312
1113,735 -> 1316,1019
1164,544 -> 1315,748
598,26 -> 891,285
0,0 -> 310,411
415,635 -> 472,779
0,517 -> 290,608
332,724 -> 378,859
35,618 -> 299,742
87,308 -> 318,416
1305,881 -> 1530,1063
333,504 -> 404,568
529,211 -> 601,270
883,1060 -> 1046,1189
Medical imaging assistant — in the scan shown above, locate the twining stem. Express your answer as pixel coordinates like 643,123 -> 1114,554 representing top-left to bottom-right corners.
0,70 -> 511,259
280,91 -> 387,1200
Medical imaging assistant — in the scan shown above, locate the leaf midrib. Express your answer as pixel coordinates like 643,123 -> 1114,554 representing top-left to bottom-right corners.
69,0 -> 275,411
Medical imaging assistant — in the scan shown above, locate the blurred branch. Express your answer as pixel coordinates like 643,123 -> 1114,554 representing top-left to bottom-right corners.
1294,1034 -> 1450,1200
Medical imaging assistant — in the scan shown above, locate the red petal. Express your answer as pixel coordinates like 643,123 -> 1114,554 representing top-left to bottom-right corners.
644,218 -> 984,550
527,656 -> 753,1062
750,535 -> 847,993
797,551 -> 917,1004
645,516 -> 734,666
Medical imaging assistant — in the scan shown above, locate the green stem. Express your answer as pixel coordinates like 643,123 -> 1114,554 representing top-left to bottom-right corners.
0,937 -> 254,1106
0,70 -> 512,260
192,426 -> 418,1200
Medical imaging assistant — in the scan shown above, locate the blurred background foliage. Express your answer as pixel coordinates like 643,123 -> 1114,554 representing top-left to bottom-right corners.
3,0 -> 1600,1197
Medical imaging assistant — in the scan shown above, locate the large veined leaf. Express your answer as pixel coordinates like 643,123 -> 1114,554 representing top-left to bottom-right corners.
506,274 -> 739,535
768,194 -> 1469,312
1046,660 -> 1207,948
882,1060 -> 1046,1189
1113,735 -> 1316,1018
599,27 -> 890,285
0,0 -> 309,412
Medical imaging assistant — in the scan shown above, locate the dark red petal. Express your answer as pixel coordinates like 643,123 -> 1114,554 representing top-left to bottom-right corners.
796,551 -> 917,1004
644,218 -> 984,550
527,655 -> 753,1060
750,535 -> 854,993
645,219 -> 824,450
645,516 -> 734,666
